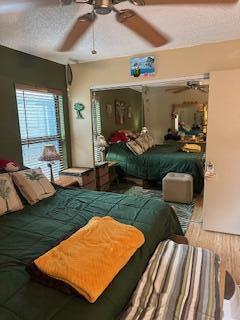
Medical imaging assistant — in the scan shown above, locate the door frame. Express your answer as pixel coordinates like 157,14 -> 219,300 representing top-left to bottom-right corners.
90,73 -> 209,91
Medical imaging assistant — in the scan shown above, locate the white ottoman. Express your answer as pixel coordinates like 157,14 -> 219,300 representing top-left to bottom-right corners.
163,172 -> 193,204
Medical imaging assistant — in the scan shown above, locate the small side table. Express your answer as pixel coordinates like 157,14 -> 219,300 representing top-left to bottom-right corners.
59,167 -> 96,190
108,161 -> 120,186
54,176 -> 79,188
95,162 -> 110,191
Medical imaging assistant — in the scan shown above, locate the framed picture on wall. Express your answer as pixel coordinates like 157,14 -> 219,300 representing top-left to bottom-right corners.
115,100 -> 125,125
105,104 -> 113,118
130,56 -> 155,78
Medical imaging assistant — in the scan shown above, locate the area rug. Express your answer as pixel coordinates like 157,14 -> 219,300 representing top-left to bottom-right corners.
111,184 -> 194,233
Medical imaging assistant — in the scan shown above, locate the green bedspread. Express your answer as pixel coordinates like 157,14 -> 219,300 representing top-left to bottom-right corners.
107,143 -> 204,193
0,188 -> 182,320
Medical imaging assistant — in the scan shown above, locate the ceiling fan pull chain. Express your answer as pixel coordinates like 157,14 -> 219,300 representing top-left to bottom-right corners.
91,23 -> 97,54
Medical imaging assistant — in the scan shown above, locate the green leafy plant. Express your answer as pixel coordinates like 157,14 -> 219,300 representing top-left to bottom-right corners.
0,179 -> 11,212
25,170 -> 47,195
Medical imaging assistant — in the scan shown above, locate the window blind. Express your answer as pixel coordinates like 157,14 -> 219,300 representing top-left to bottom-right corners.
92,93 -> 102,162
16,89 -> 65,179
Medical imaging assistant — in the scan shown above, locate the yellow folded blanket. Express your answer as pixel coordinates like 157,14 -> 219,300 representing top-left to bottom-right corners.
34,216 -> 145,303
182,143 -> 201,153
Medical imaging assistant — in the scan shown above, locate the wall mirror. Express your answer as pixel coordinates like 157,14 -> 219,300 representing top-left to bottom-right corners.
172,102 -> 208,140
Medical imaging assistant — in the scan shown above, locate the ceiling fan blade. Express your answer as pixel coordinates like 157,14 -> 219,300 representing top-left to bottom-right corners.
173,87 -> 190,93
0,0 -> 71,13
198,88 -> 208,93
130,0 -> 237,6
59,13 -> 96,52
116,9 -> 169,47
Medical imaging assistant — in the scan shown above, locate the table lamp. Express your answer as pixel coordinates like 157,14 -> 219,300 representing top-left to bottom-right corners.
39,144 -> 60,182
141,127 -> 148,134
96,135 -> 108,162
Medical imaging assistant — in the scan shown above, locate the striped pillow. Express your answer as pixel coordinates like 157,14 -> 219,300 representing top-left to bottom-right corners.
126,141 -> 144,155
146,134 -> 154,148
135,137 -> 149,152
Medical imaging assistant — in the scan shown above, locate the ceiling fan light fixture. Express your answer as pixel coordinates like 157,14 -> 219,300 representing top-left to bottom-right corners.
94,0 -> 112,14
95,6 -> 112,14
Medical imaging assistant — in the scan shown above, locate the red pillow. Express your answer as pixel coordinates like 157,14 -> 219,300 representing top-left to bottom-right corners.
109,131 -> 129,144
0,159 -> 20,172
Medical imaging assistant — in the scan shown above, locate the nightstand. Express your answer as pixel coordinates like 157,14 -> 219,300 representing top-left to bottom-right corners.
54,176 -> 79,188
108,161 -> 120,186
60,167 -> 96,190
95,162 -> 110,191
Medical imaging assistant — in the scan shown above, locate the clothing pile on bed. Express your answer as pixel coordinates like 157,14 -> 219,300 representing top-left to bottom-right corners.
108,130 -> 139,144
181,143 -> 201,153
27,216 -> 145,303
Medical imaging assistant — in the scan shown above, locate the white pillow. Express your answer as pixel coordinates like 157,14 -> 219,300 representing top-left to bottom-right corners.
146,134 -> 154,148
0,173 -> 24,216
127,141 -> 144,155
135,137 -> 149,152
12,168 -> 55,205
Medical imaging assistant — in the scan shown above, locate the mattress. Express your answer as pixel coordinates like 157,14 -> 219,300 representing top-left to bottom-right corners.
0,188 -> 182,320
107,142 -> 204,193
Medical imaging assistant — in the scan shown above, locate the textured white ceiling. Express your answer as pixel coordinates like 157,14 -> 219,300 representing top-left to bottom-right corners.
0,1 -> 239,65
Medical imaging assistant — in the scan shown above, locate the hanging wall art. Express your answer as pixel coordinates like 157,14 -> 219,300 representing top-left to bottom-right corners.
127,106 -> 132,119
115,100 -> 125,125
106,104 -> 113,118
74,102 -> 85,119
130,56 -> 155,78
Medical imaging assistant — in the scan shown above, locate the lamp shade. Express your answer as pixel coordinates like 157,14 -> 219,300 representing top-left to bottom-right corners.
39,144 -> 60,162
141,127 -> 148,134
96,135 -> 108,148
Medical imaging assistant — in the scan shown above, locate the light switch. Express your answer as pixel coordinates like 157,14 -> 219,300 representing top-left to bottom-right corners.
205,160 -> 215,178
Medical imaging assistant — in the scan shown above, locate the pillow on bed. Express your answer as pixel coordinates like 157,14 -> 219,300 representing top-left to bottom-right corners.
147,134 -> 155,148
109,131 -> 129,144
141,134 -> 151,149
12,168 -> 56,205
127,140 -> 144,155
0,159 -> 20,172
135,136 -> 149,152
0,173 -> 24,216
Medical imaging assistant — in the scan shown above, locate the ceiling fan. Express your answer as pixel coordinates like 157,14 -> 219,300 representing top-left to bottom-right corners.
166,81 -> 209,94
0,0 -> 237,52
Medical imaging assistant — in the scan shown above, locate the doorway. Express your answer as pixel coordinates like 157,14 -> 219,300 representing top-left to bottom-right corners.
91,75 -> 209,163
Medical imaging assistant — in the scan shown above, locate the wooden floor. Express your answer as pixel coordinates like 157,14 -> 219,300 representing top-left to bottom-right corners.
186,196 -> 240,284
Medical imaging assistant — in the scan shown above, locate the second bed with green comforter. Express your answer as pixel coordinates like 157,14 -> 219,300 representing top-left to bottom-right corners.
0,188 -> 182,320
107,142 -> 204,193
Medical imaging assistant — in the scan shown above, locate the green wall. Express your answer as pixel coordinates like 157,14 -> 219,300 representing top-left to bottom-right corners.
98,88 -> 142,139
0,45 -> 71,165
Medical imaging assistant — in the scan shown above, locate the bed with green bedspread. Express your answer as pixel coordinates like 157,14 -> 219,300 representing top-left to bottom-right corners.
0,188 -> 182,320
107,142 -> 204,193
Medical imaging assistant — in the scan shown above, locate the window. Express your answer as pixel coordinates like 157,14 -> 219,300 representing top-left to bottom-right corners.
16,87 -> 66,179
